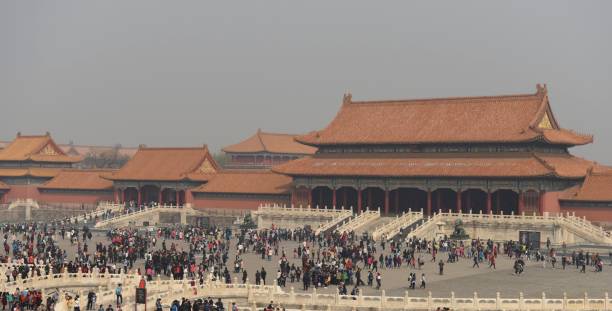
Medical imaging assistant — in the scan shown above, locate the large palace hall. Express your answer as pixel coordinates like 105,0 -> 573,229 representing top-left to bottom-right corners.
1,84 -> 611,225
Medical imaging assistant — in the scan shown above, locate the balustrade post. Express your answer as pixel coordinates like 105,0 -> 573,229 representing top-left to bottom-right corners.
604,292 -> 609,310
404,290 -> 409,304
563,292 -> 567,310
381,290 -> 386,308
541,292 -> 546,310
427,291 -> 433,309
584,292 -> 588,309
473,292 -> 478,309
519,292 -> 524,310
450,291 -> 455,308
312,287 -> 318,305
290,287 -> 295,304
495,292 -> 500,310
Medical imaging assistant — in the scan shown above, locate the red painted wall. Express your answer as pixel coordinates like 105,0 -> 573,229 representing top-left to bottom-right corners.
3,185 -> 112,206
38,191 -> 113,205
541,191 -> 562,215
191,195 -> 290,211
4,185 -> 42,201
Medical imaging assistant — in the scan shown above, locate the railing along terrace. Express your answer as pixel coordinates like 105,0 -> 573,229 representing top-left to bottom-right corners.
256,204 -> 353,216
94,203 -> 184,227
4,271 -> 611,311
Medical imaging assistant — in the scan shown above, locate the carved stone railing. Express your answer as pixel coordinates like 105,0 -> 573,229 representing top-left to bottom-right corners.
371,209 -> 423,241
94,204 -> 185,228
6,272 -> 611,311
255,204 -> 352,218
335,209 -> 380,234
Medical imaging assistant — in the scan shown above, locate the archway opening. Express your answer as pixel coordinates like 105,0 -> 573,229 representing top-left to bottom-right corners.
337,187 -> 358,210
362,187 -> 385,211
141,185 -> 160,205
311,186 -> 333,209
461,189 -> 487,214
492,189 -> 518,215
432,188 -> 457,213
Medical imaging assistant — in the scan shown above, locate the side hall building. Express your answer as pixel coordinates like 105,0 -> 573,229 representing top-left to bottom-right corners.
274,84 -> 601,219
222,130 -> 316,169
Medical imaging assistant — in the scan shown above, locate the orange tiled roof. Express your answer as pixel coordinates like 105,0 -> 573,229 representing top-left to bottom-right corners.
297,85 -> 592,147
273,153 -> 592,178
534,154 -> 594,179
108,146 -> 219,181
192,170 -> 291,195
223,130 -> 317,155
39,169 -> 114,190
0,168 -> 63,178
561,166 -> 612,201
0,133 -> 81,163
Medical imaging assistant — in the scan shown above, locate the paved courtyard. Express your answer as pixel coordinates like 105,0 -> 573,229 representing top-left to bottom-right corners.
34,230 -> 612,300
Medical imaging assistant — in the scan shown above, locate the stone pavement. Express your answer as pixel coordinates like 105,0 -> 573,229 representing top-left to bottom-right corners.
9,230 -> 612,300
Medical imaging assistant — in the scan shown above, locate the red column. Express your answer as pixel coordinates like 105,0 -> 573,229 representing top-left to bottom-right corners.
114,189 -> 119,203
137,188 -> 142,206
436,191 -> 441,212
486,191 -> 492,214
367,188 -> 372,209
426,189 -> 432,216
290,188 -> 295,207
176,189 -> 180,206
357,189 -> 362,213
332,188 -> 337,209
539,190 -> 545,215
384,190 -> 389,215
158,189 -> 163,205
518,190 -> 525,215
122,189 -> 126,204
456,190 -> 462,213
307,188 -> 312,208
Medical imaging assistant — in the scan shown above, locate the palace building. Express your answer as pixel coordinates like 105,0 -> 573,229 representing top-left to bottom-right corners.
222,129 -> 316,169
0,133 -> 82,203
273,84 -> 600,219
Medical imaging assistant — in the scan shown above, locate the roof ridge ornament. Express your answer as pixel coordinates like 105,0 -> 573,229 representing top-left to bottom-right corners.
343,92 -> 352,105
536,83 -> 547,95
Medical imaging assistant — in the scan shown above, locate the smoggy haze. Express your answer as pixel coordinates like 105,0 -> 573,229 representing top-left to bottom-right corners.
1,1 -> 611,163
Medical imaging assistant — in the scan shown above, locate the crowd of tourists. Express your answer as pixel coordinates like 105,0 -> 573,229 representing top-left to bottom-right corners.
1,219 -> 610,311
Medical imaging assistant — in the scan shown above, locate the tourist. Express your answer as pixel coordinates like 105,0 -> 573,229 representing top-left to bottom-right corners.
438,260 -> 444,275
420,273 -> 426,289
115,284 -> 122,305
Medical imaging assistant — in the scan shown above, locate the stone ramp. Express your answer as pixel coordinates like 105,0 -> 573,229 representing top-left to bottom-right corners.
356,216 -> 392,236
371,211 -> 424,241
335,209 -> 380,234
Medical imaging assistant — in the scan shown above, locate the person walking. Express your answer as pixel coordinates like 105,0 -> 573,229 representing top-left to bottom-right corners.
375,272 -> 381,290
438,260 -> 444,275
420,273 -> 426,289
472,255 -> 480,268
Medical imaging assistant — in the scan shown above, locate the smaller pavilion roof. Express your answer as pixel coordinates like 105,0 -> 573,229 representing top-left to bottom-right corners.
0,133 -> 82,163
0,180 -> 9,190
0,168 -> 63,178
560,166 -> 612,202
192,170 -> 291,195
39,169 -> 114,190
108,146 -> 219,181
223,130 -> 317,155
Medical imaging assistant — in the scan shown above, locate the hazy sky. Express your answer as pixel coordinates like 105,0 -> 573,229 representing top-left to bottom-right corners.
2,1 -> 611,163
